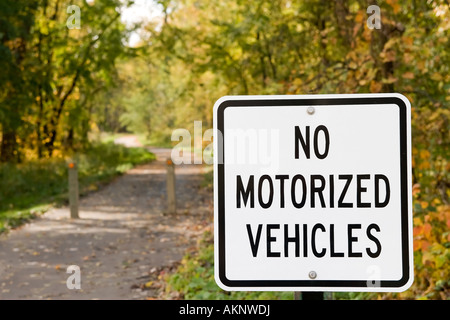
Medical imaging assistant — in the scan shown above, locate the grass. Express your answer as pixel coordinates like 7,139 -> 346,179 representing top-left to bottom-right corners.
0,142 -> 155,233
201,165 -> 213,190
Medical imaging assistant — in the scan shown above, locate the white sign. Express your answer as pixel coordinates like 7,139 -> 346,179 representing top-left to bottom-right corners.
213,94 -> 413,292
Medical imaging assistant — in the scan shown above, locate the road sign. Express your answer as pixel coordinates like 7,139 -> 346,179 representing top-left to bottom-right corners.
213,93 -> 413,292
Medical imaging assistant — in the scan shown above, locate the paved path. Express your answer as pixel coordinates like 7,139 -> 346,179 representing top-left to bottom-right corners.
0,147 -> 212,299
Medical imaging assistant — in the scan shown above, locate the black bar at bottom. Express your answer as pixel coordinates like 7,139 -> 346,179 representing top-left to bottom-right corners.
302,292 -> 324,300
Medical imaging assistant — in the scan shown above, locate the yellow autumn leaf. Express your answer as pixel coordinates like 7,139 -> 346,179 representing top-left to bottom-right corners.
382,76 -> 398,84
393,4 -> 401,14
413,217 -> 423,227
403,36 -> 413,46
383,37 -> 398,50
359,79 -> 368,86
420,149 -> 430,159
402,72 -> 415,79
370,81 -> 382,93
383,50 -> 396,62
417,61 -> 426,73
355,11 -> 364,23
423,223 -> 432,237
386,0 -> 401,14
418,161 -> 431,170
403,53 -> 414,64
412,183 -> 420,197
348,61 -> 357,69
430,72 -> 442,81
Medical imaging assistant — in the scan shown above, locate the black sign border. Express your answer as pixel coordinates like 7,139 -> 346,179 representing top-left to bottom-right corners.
216,96 -> 411,289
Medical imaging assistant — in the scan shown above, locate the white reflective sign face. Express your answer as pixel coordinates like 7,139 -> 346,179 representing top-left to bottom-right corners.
213,94 -> 413,292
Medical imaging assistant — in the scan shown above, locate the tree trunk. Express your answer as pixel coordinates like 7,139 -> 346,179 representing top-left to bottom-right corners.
0,130 -> 18,163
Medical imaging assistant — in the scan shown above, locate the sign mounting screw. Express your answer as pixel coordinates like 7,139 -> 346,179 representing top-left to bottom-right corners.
307,107 -> 315,115
309,271 -> 317,279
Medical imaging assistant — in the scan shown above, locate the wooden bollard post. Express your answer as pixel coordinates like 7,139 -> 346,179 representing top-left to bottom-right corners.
166,158 -> 176,214
68,162 -> 79,219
